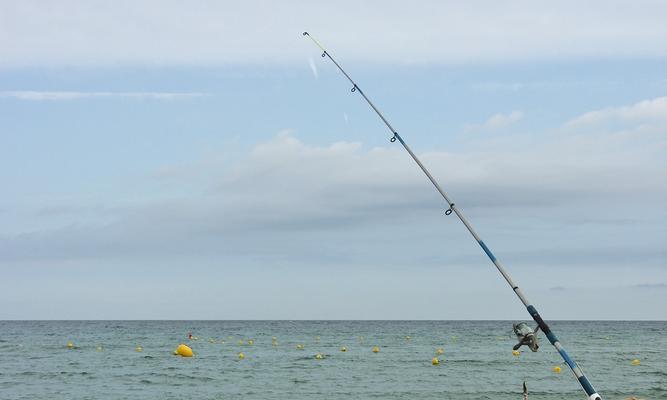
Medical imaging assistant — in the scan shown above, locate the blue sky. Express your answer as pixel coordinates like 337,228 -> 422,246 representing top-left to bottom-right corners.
1,1 -> 666,319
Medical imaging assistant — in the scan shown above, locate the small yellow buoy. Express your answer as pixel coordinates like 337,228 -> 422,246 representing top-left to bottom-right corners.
135,346 -> 143,353
238,340 -> 244,346
238,352 -> 245,360
631,359 -> 641,366
209,338 -> 216,343
247,339 -> 254,345
405,336 -> 411,340
66,341 -> 74,349
175,344 -> 193,357
372,346 -> 380,353
512,350 -> 521,356
315,353 -> 323,359
340,346 -> 347,352
436,348 -> 444,355
96,346 -> 103,352
432,357 -> 440,365
553,366 -> 561,373
315,336 -> 321,341
296,344 -> 304,350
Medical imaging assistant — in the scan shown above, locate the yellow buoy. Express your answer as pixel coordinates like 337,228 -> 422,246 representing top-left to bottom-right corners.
436,348 -> 444,355
631,359 -> 641,366
512,350 -> 521,356
405,336 -> 411,340
315,353 -> 323,359
247,339 -> 254,345
66,341 -> 74,349
432,357 -> 440,365
372,346 -> 380,353
238,352 -> 245,360
340,346 -> 347,352
209,338 -> 216,343
296,344 -> 304,350
96,346 -> 103,352
175,344 -> 194,357
238,340 -> 244,346
553,366 -> 561,373
135,346 -> 143,353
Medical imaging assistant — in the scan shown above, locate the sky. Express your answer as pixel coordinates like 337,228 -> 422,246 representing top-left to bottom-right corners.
0,0 -> 665,320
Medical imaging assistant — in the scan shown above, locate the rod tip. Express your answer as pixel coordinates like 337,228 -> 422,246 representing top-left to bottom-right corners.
302,31 -> 309,36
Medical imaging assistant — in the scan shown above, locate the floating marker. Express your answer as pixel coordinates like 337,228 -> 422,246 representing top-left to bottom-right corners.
512,350 -> 521,357
432,357 -> 440,365
436,348 -> 444,355
238,340 -> 244,346
175,344 -> 194,357
315,353 -> 323,359
372,346 -> 380,353
66,341 -> 74,349
340,346 -> 347,352
247,339 -> 254,345
135,346 -> 143,353
209,338 -> 216,343
405,336 -> 411,340
553,366 -> 561,373
296,344 -> 304,350
96,346 -> 103,352
315,336 -> 321,342
238,352 -> 245,360
631,359 -> 640,366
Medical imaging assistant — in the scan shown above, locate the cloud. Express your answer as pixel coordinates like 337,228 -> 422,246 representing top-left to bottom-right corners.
0,91 -> 208,101
465,110 -> 523,132
566,96 -> 667,127
1,1 -> 667,67
1,94 -> 666,266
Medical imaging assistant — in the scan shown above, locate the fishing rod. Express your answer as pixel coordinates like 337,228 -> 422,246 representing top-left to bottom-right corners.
303,32 -> 602,400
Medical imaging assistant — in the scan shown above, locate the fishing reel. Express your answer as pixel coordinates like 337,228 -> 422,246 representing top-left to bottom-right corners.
513,322 -> 540,352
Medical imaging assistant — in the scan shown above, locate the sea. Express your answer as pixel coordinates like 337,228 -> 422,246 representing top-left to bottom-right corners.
0,321 -> 664,400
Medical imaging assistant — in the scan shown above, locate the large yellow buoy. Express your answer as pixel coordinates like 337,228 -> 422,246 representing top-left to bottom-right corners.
372,346 -> 380,353
175,344 -> 194,357
315,353 -> 323,359
66,341 -> 74,349
631,359 -> 641,366
238,352 -> 245,360
553,366 -> 561,373
432,357 -> 440,365
436,348 -> 444,355
340,346 -> 347,352
512,350 -> 521,357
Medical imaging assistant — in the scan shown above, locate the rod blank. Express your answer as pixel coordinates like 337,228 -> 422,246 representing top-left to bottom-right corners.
303,31 -> 602,400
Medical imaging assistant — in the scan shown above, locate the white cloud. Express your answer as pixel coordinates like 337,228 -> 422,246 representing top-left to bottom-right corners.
465,110 -> 523,132
566,96 -> 667,127
0,91 -> 208,101
1,97 -> 665,270
1,1 -> 666,67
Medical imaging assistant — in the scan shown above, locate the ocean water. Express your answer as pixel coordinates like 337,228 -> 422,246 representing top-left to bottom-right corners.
0,321 -> 664,400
